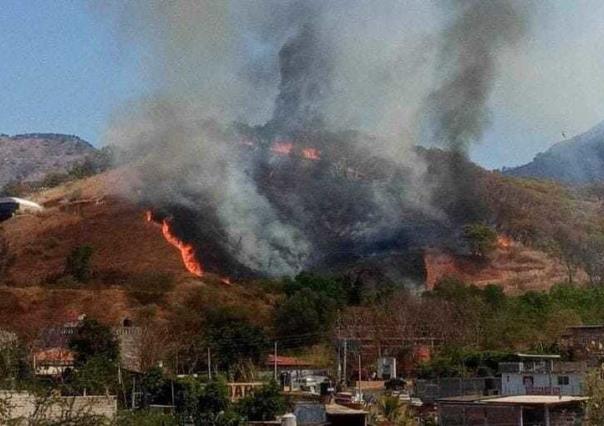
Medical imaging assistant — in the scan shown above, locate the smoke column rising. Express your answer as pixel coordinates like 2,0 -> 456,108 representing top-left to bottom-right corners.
426,0 -> 531,152
100,1 -> 532,277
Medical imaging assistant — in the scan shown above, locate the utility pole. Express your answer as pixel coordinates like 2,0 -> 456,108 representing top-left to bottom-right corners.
337,340 -> 342,382
343,339 -> 348,387
207,347 -> 212,380
358,354 -> 362,398
274,341 -> 278,381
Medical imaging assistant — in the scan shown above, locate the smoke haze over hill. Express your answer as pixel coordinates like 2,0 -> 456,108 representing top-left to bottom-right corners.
99,0 -> 533,278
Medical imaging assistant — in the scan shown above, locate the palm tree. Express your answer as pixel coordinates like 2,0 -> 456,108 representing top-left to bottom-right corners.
371,395 -> 417,426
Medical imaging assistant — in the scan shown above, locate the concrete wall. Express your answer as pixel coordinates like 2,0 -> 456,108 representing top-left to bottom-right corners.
0,391 -> 116,424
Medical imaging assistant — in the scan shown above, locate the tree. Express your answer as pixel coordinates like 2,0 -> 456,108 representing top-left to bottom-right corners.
583,370 -> 604,425
117,409 -> 178,426
174,376 -> 243,426
141,366 -> 168,407
71,355 -> 118,396
579,232 -> 604,285
274,288 -> 338,345
462,223 -> 498,258
205,308 -> 269,375
370,395 -> 417,425
65,245 -> 94,282
69,318 -> 119,366
236,381 -> 285,422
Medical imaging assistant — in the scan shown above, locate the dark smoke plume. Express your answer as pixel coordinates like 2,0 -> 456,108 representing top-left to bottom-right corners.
270,21 -> 333,134
100,1 -> 532,280
427,0 -> 530,152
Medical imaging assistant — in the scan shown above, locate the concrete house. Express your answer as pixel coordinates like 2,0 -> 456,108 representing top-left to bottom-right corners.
499,354 -> 586,396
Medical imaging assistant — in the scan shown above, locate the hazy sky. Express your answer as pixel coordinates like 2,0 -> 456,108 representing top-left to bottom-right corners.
1,0 -> 603,169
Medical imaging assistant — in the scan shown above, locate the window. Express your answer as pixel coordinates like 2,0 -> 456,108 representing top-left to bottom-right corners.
558,376 -> 570,386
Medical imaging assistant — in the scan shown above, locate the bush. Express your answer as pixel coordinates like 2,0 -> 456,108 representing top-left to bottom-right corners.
236,381 -> 285,421
275,288 -> 338,344
65,246 -> 94,282
463,223 -> 498,258
117,410 -> 178,426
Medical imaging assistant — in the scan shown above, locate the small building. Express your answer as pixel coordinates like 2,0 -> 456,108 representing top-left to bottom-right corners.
324,403 -> 368,426
33,347 -> 75,377
267,355 -> 314,371
437,394 -> 587,426
560,324 -> 604,366
376,357 -> 396,380
499,354 -> 586,396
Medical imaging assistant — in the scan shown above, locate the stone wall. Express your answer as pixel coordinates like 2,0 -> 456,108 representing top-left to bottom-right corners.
0,391 -> 116,424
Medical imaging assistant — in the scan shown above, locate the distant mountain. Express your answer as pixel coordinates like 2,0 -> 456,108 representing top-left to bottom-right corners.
503,121 -> 604,184
0,133 -> 96,188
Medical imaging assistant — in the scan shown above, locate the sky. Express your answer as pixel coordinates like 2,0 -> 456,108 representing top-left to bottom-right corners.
1,1 -> 604,170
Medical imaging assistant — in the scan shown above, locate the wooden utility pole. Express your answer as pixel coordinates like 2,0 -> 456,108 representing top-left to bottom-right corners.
343,339 -> 348,386
358,354 -> 362,397
208,347 -> 212,380
274,341 -> 278,381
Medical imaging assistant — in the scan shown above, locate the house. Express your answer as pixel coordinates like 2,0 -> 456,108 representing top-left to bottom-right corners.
36,315 -> 149,376
266,355 -> 328,393
32,347 -> 75,377
560,324 -> 604,366
249,403 -> 367,426
499,354 -> 586,396
324,404 -> 368,426
437,394 -> 587,426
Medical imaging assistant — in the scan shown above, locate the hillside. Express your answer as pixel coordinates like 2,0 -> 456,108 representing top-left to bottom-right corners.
503,121 -> 604,184
0,133 -> 96,188
0,168 -> 274,338
0,157 -> 592,293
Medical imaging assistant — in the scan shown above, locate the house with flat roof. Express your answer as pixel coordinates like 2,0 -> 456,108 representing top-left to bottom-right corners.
499,354 -> 586,396
437,394 -> 587,426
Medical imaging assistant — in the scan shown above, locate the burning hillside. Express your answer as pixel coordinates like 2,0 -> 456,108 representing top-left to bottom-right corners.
101,0 -> 531,283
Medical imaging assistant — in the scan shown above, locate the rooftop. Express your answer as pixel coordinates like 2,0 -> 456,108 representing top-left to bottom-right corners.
440,395 -> 588,406
483,395 -> 588,406
266,354 -> 313,367
516,353 -> 561,359
565,324 -> 604,330
325,404 -> 368,415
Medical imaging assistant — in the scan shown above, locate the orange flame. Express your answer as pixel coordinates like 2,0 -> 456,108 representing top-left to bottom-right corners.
145,211 -> 203,277
497,235 -> 512,250
302,147 -> 320,161
161,220 -> 204,277
271,141 -> 293,156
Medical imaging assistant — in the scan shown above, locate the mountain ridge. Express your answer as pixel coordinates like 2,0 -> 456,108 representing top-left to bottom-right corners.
503,120 -> 604,184
0,133 -> 97,189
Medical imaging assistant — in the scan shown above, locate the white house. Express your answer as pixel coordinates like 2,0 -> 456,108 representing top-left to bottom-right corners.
499,354 -> 585,396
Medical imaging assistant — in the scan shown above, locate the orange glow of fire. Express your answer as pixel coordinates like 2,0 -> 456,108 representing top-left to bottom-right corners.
161,221 -> 204,277
146,211 -> 203,277
302,147 -> 320,161
497,235 -> 512,249
271,141 -> 293,156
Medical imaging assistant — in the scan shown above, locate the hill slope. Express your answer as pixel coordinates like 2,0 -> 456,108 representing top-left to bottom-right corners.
0,169 -> 274,337
504,121 -> 604,184
0,133 -> 96,188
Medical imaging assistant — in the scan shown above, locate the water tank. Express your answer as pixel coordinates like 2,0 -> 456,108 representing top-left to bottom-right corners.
281,413 -> 297,426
